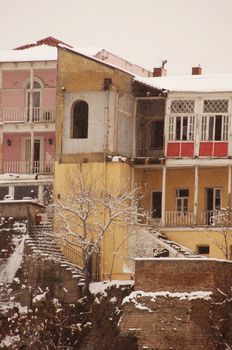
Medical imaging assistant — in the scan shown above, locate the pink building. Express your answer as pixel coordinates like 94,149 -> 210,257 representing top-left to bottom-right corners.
0,38 -> 60,203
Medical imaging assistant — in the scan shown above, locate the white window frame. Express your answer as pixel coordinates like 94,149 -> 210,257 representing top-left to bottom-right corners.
176,189 -> 189,212
25,78 -> 44,122
212,188 -> 222,211
201,114 -> 229,141
168,115 -> 195,141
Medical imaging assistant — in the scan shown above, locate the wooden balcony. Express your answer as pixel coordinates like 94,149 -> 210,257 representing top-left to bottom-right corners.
148,210 -> 232,228
0,107 -> 55,123
3,160 -> 54,174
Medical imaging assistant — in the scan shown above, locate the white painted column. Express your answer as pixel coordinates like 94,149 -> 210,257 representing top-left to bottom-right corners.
29,65 -> 34,174
161,166 -> 166,226
38,184 -> 43,204
30,130 -> 34,174
9,186 -> 14,199
193,165 -> 199,224
195,97 -> 203,157
29,65 -> 34,123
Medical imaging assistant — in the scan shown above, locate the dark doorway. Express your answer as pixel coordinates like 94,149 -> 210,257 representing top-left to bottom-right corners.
152,191 -> 162,218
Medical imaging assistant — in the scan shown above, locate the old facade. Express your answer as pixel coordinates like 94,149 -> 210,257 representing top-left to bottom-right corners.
55,47 -> 232,280
134,70 -> 232,259
0,39 -> 58,203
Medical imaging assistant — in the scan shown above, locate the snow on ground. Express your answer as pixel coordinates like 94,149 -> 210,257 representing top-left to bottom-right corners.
89,280 -> 134,296
0,335 -> 20,348
135,257 -> 232,263
0,301 -> 28,314
0,234 -> 27,284
123,290 -> 213,306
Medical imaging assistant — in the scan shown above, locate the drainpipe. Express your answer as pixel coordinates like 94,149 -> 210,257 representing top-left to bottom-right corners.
161,165 -> 166,227
194,165 -> 199,225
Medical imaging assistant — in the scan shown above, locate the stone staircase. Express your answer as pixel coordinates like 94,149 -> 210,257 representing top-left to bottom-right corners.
26,216 -> 86,287
150,228 -> 204,258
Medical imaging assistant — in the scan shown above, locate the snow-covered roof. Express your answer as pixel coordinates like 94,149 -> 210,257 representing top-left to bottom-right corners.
134,74 -> 232,92
0,45 -> 102,63
0,45 -> 57,62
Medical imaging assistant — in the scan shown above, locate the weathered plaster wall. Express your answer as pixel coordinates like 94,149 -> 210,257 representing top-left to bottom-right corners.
56,47 -> 134,162
62,90 -> 115,154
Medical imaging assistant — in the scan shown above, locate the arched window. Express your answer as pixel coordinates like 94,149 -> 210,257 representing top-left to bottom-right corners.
25,79 -> 43,121
72,101 -> 89,139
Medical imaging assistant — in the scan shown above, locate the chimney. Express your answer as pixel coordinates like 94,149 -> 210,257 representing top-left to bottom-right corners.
153,67 -> 167,77
192,66 -> 202,75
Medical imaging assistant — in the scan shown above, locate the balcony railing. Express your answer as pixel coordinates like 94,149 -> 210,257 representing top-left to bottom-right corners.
0,107 -> 55,123
163,210 -> 232,227
3,160 -> 54,174
165,211 -> 194,227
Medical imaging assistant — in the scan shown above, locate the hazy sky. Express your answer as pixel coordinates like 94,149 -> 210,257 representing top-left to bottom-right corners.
1,0 -> 232,76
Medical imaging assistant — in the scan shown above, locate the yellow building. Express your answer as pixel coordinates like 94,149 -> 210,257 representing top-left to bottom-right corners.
55,48 -> 232,281
55,47 -> 138,280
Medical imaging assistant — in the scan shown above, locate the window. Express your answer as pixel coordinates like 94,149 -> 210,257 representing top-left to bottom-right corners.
176,189 -> 189,212
14,186 -> 38,200
168,116 -> 195,141
170,100 -> 195,114
201,115 -> 228,141
0,187 -> 9,200
206,188 -> 221,211
168,100 -> 195,141
26,80 -> 42,121
150,120 -> 164,149
71,101 -> 89,139
201,99 -> 229,141
197,245 -> 210,255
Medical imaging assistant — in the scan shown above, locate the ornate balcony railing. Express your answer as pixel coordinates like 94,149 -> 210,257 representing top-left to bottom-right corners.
0,107 -> 55,123
3,160 -> 54,174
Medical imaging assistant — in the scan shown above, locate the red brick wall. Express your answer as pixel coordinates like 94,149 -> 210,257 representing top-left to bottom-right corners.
135,258 -> 232,294
120,259 -> 232,349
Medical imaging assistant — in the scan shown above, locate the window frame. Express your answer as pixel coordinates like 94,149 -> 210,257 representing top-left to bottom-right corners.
71,100 -> 89,139
197,245 -> 210,255
25,78 -> 43,122
176,189 -> 189,212
201,114 -> 229,141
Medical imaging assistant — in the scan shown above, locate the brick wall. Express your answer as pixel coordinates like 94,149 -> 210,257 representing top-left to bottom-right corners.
120,258 -> 232,349
135,258 -> 232,294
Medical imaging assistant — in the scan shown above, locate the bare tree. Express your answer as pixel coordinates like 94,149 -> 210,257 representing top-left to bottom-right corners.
53,166 -> 144,290
209,207 -> 232,260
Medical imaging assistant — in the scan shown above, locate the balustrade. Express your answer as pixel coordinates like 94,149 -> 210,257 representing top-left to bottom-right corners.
3,160 -> 54,174
0,107 -> 55,123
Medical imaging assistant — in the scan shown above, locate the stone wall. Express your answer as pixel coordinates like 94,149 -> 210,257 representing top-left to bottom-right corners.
120,258 -> 232,350
0,201 -> 44,220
